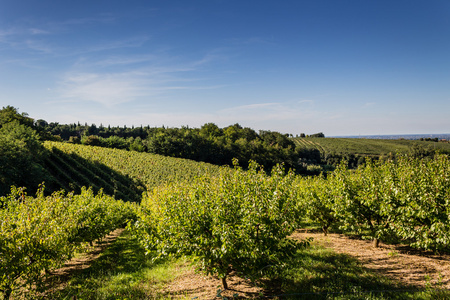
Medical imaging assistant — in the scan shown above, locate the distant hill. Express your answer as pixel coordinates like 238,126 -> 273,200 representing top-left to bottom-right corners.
294,136 -> 450,155
292,136 -> 450,169
332,133 -> 450,140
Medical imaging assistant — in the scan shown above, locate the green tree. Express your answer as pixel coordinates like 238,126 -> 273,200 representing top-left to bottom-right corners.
199,123 -> 222,138
296,174 -> 336,235
132,162 -> 309,289
81,135 -> 101,146
0,121 -> 47,196
0,106 -> 34,128
331,160 -> 394,247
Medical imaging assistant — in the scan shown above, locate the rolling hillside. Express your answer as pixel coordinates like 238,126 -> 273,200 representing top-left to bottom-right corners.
293,137 -> 450,156
7,135 -> 450,201
39,138 -> 450,200
41,141 -> 224,202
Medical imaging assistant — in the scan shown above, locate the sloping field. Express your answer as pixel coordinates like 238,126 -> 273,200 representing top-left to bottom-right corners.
293,138 -> 326,152
293,137 -> 450,156
41,146 -> 145,202
43,141 -> 224,195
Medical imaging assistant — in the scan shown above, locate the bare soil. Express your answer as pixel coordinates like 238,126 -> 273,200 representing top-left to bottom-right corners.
291,230 -> 450,289
166,267 -> 264,299
164,230 -> 450,298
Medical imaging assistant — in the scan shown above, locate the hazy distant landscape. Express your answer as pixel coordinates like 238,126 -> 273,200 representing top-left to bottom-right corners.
334,133 -> 450,140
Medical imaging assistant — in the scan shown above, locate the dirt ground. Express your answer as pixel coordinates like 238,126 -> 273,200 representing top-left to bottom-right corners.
166,268 -> 265,299
48,229 -> 450,299
291,230 -> 450,290
165,230 -> 450,298
44,228 -> 125,294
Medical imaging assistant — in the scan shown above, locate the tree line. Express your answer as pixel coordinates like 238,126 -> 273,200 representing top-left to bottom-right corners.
2,106 -> 324,174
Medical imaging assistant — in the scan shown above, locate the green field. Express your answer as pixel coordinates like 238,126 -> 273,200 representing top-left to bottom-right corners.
293,137 -> 450,156
3,135 -> 450,299
40,141 -> 224,202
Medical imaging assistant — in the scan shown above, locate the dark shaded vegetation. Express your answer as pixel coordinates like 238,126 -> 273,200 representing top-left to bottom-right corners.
0,106 -> 144,200
0,106 -> 50,196
42,147 -> 145,202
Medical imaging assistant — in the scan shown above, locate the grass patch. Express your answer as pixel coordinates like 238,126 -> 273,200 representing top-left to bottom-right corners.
47,230 -> 190,300
275,243 -> 450,300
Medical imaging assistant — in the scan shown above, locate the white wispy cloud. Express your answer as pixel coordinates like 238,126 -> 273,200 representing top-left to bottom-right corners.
53,42 -> 229,106
1,13 -> 229,106
56,53 -> 225,106
57,71 -> 153,106
0,13 -> 135,57
24,39 -> 55,54
0,25 -> 56,55
225,36 -> 275,46
227,103 -> 281,110
189,50 -> 228,68
0,27 -> 20,45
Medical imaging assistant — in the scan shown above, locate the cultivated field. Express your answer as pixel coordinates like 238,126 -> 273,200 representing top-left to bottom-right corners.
2,142 -> 450,299
293,137 -> 450,156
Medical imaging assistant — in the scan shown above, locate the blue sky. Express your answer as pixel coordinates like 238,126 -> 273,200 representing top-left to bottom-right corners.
1,0 -> 449,136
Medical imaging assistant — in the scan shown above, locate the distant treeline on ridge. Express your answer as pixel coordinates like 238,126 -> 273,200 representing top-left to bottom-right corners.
36,119 -> 325,173
1,105 -> 324,175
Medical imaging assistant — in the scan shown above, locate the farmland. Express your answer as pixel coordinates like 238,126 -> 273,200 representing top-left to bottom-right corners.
1,107 -> 450,299
293,136 -> 450,157
2,141 -> 450,298
43,141 -> 223,193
